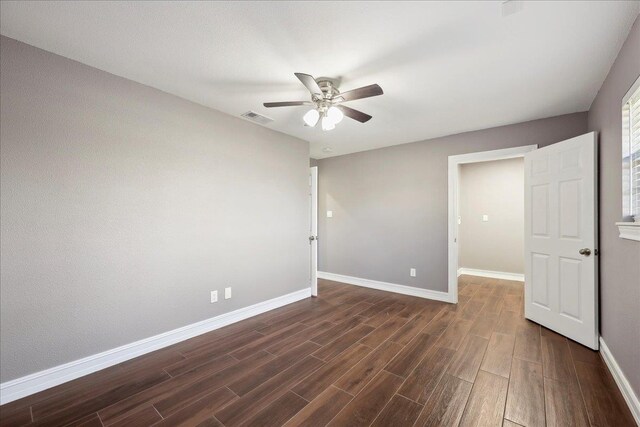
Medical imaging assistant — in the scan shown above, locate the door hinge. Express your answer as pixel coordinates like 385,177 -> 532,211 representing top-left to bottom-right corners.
594,249 -> 599,256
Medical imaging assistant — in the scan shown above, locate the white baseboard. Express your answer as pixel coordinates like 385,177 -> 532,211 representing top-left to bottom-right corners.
0,287 -> 311,405
317,271 -> 453,303
457,267 -> 524,282
599,337 -> 640,425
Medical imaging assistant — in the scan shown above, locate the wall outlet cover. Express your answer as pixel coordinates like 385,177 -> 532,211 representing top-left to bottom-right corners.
225,287 -> 232,299
210,290 -> 218,303
327,210 -> 333,218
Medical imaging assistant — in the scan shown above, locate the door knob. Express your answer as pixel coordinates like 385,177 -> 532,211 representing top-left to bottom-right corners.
309,236 -> 316,241
579,248 -> 591,256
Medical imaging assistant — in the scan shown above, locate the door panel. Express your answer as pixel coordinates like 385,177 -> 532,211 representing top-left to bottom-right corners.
559,257 -> 581,320
559,180 -> 581,239
531,185 -> 550,236
531,253 -> 550,308
524,132 -> 598,349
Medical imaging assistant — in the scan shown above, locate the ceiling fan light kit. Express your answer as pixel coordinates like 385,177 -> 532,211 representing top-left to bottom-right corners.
263,73 -> 383,131
327,106 -> 344,124
321,116 -> 335,131
303,109 -> 320,127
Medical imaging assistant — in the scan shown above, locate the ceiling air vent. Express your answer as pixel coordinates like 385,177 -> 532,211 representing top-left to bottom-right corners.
241,111 -> 273,125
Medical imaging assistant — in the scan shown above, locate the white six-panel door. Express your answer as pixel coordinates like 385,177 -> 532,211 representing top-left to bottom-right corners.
524,132 -> 598,349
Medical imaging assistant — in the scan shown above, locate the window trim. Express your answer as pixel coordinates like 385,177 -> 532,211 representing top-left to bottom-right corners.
622,74 -> 640,108
618,75 -> 640,241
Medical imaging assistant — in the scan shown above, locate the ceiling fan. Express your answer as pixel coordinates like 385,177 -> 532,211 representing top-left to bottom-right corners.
263,73 -> 383,131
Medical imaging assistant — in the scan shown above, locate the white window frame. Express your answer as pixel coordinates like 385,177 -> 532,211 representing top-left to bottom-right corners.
617,75 -> 640,241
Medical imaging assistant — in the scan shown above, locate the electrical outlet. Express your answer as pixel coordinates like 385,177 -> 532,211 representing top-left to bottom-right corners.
410,268 -> 416,277
225,287 -> 232,299
210,290 -> 218,303
482,214 -> 489,222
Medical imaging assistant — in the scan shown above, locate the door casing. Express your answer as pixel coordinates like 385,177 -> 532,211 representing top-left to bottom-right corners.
310,166 -> 318,296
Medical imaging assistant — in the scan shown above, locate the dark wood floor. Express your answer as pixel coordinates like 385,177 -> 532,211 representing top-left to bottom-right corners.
0,276 -> 635,426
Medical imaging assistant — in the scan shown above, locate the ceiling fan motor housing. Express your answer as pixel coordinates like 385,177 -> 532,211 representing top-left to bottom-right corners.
315,78 -> 341,99
314,79 -> 341,115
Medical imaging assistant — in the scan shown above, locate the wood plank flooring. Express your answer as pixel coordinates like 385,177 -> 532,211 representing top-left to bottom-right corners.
0,276 -> 635,426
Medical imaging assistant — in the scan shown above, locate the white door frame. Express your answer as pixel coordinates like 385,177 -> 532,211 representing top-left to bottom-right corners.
310,166 -> 318,297
447,145 -> 538,303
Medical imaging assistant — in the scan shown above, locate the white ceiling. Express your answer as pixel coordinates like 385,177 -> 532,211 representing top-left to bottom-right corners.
1,1 -> 638,158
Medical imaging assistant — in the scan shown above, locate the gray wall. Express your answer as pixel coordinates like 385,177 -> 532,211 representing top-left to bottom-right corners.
459,158 -> 524,275
316,112 -> 588,292
587,17 -> 640,398
0,36 -> 310,382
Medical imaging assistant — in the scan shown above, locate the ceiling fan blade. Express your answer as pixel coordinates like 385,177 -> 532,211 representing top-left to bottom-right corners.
294,73 -> 323,98
337,105 -> 372,123
263,101 -> 313,108
335,84 -> 383,102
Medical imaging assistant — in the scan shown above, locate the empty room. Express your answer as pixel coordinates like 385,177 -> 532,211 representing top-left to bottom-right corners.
1,1 -> 639,426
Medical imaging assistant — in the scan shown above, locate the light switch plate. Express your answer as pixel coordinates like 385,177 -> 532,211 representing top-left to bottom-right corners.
482,215 -> 489,222
210,290 -> 218,303
327,210 -> 333,218
225,287 -> 232,299
410,268 -> 416,277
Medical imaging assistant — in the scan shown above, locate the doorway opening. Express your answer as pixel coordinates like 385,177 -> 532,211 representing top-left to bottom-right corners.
458,157 -> 525,280
448,145 -> 537,303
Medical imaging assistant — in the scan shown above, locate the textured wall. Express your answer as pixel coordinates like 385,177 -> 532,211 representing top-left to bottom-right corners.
587,17 -> 640,398
0,36 -> 310,382
316,112 -> 588,292
459,158 -> 524,274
